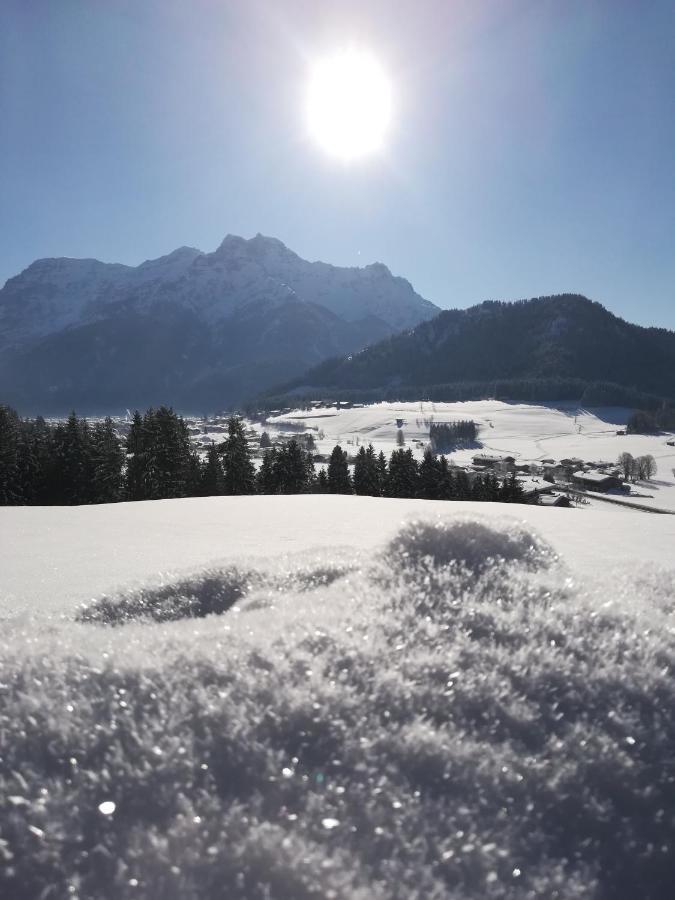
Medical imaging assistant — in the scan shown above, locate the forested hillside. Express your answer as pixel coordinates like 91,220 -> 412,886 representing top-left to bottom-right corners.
276,295 -> 675,405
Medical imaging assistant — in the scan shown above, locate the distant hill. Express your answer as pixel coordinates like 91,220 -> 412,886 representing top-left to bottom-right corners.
0,234 -> 438,413
273,295 -> 675,407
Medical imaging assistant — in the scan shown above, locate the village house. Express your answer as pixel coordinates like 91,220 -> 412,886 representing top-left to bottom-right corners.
472,452 -> 516,470
572,470 -> 625,493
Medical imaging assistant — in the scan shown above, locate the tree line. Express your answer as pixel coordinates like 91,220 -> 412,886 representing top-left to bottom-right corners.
1,404 -> 527,506
627,408 -> 675,434
429,420 -> 478,453
0,405 -> 254,506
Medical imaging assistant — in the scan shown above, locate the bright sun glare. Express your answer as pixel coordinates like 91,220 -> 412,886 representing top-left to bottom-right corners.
306,48 -> 393,161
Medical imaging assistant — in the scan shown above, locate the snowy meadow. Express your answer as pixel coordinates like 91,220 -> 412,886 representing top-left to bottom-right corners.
2,502 -> 675,899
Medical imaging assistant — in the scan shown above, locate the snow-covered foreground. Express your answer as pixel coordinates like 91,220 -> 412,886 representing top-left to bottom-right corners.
266,400 -> 675,510
2,497 -> 675,898
2,495 -> 675,614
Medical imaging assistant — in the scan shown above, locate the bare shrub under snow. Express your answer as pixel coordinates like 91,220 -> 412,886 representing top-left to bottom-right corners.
1,514 -> 675,899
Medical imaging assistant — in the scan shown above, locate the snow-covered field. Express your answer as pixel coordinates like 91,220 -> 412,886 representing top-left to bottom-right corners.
265,400 -> 675,510
2,496 -> 675,898
3,495 -> 675,615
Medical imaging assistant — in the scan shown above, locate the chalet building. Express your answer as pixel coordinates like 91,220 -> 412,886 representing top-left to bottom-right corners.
572,471 -> 624,492
519,479 -> 556,501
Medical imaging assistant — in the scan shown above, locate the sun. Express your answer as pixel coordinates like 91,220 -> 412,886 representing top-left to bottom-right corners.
306,48 -> 393,161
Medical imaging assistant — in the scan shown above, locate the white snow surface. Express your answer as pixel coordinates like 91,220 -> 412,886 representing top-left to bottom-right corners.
2,495 -> 674,616
4,499 -> 675,898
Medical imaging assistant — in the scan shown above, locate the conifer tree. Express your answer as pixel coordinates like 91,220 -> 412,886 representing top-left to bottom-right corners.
327,445 -> 352,494
418,449 -> 441,499
471,473 -> 486,501
376,451 -> 388,496
500,471 -> 524,503
138,407 -> 194,499
274,439 -> 314,493
16,416 -> 50,504
437,456 -> 455,501
316,468 -> 328,492
386,448 -> 419,498
354,444 -> 380,495
201,444 -> 225,496
187,452 -> 203,497
55,412 -> 94,505
221,416 -> 255,495
91,417 -> 124,503
257,448 -> 278,493
0,405 -> 21,505
454,468 -> 471,500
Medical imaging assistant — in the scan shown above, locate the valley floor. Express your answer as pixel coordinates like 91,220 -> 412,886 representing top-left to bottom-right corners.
262,400 -> 675,511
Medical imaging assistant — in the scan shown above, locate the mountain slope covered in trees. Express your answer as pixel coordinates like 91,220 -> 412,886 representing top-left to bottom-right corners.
0,235 -> 437,413
279,295 -> 675,405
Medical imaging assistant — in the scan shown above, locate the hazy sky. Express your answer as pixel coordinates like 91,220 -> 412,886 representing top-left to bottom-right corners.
2,0 -> 674,327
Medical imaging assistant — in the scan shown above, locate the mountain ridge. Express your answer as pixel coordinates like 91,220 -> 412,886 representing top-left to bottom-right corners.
274,294 -> 675,405
0,234 -> 438,412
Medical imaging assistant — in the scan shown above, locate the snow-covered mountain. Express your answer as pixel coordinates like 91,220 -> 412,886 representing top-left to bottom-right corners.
0,235 -> 438,411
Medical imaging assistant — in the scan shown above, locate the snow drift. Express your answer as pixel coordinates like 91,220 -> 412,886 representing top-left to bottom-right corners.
2,513 -> 675,899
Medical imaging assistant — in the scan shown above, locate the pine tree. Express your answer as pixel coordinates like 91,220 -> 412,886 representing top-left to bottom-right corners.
376,451 -> 388,496
221,417 -> 255,495
316,468 -> 328,492
454,468 -> 471,500
327,445 -> 352,494
186,452 -> 203,497
437,456 -> 455,500
201,444 -> 225,496
91,417 -> 124,503
146,407 -> 195,498
257,448 -> 278,493
386,448 -> 419,498
418,449 -> 441,499
353,444 -> 380,496
274,439 -> 314,493
55,412 -> 94,505
16,417 -> 50,504
0,405 -> 21,505
471,473 -> 486,501
499,472 -> 524,503
484,472 -> 501,502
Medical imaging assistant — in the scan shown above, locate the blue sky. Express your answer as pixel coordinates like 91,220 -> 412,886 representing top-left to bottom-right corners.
2,0 -> 674,327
